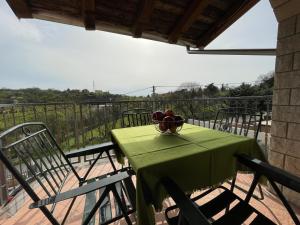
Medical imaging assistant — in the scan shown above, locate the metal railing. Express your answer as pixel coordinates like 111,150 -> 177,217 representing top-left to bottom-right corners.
0,96 -> 272,205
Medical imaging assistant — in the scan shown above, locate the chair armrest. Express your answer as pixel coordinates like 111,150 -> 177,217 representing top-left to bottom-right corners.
161,177 -> 210,225
235,154 -> 300,192
29,171 -> 129,209
65,142 -> 116,158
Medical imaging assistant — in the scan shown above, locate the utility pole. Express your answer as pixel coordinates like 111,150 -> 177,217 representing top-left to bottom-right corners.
152,85 -> 156,96
152,85 -> 156,111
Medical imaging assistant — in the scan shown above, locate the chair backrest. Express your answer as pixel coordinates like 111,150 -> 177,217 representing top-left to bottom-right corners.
121,108 -> 152,128
212,107 -> 262,140
236,154 -> 300,225
0,123 -> 79,210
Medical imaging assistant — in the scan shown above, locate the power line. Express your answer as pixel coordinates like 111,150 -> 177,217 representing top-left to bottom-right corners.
122,87 -> 152,95
118,81 -> 258,96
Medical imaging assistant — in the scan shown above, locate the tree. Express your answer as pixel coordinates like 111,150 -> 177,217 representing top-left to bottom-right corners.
229,83 -> 255,97
203,83 -> 219,97
177,82 -> 200,91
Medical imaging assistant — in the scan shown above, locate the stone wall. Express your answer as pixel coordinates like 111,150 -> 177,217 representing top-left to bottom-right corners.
269,0 -> 300,206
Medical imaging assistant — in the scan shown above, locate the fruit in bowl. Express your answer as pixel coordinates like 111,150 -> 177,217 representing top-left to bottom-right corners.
159,122 -> 168,132
165,109 -> 174,117
152,111 -> 165,121
162,116 -> 175,129
174,115 -> 184,126
152,109 -> 184,134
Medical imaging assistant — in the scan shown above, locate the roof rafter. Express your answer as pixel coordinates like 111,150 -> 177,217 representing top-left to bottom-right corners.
196,0 -> 259,48
132,0 -> 154,38
82,0 -> 95,30
168,0 -> 211,44
6,0 -> 32,19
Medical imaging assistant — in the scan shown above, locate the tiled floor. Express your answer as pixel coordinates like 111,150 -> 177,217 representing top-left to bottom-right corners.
0,161 -> 299,225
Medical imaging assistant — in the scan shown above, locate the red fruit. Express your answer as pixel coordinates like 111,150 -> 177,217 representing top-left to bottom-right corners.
169,123 -> 177,133
174,115 -> 184,127
165,109 -> 174,117
159,122 -> 167,132
152,111 -> 165,121
162,116 -> 175,130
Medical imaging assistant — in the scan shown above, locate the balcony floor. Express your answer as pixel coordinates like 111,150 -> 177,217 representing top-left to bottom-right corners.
0,161 -> 299,225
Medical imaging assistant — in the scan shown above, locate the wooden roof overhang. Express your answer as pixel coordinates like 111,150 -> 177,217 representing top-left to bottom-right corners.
6,0 -> 259,48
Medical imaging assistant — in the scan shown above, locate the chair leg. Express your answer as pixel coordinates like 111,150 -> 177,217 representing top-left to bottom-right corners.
257,184 -> 264,200
230,175 -> 236,192
123,177 -> 136,210
61,196 -> 78,225
227,174 -> 264,201
111,185 -> 132,225
226,174 -> 264,212
178,212 -> 189,225
82,188 -> 110,225
106,150 -> 117,171
225,174 -> 237,213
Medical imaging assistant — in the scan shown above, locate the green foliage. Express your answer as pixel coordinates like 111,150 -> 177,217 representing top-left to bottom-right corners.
203,83 -> 219,97
0,88 -> 126,104
156,71 -> 274,99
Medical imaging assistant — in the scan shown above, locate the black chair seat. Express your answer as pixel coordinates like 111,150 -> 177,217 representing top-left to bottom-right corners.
166,187 -> 276,225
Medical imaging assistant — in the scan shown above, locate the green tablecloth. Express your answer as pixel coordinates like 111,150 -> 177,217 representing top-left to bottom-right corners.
111,124 -> 265,225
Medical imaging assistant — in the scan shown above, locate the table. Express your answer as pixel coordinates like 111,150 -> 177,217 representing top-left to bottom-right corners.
111,124 -> 265,225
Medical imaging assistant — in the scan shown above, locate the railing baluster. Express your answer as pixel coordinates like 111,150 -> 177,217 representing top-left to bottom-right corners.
2,109 -> 7,129
44,105 -> 48,124
22,106 -> 26,123
79,104 -> 85,147
104,103 -> 108,137
11,106 -> 16,126
33,106 -> 37,121
72,104 -> 79,149
63,104 -> 69,149
0,139 -> 8,205
88,104 -> 93,141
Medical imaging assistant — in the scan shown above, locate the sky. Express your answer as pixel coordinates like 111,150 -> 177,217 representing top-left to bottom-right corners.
0,0 -> 277,96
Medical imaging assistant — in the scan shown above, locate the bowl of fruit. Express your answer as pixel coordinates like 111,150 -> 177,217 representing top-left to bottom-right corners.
152,110 -> 184,134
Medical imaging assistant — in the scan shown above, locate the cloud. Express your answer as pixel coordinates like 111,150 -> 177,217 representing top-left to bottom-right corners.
0,2 -> 42,42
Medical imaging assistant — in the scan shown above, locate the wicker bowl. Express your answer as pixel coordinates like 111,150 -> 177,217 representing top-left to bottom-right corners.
152,117 -> 184,134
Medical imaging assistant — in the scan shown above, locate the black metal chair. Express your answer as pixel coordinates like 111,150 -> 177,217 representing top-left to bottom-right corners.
213,107 -> 264,200
0,122 -> 136,225
162,154 -> 300,225
212,104 -> 263,138
121,108 -> 152,128
213,107 -> 263,140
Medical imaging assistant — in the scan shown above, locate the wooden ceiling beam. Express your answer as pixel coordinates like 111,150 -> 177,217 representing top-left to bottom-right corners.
168,0 -> 211,44
6,0 -> 32,19
82,0 -> 95,30
196,0 -> 259,48
132,0 -> 154,38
